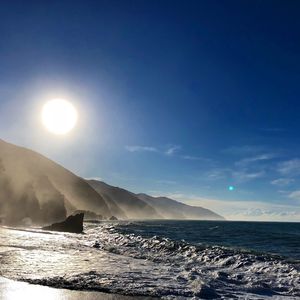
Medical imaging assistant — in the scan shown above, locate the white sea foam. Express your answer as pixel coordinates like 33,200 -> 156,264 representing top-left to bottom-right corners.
0,222 -> 299,299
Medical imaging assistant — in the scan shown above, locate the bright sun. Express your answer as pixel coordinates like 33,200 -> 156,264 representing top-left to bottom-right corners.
42,99 -> 78,135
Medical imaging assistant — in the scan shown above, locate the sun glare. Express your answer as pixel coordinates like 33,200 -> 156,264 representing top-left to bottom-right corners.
41,99 -> 78,135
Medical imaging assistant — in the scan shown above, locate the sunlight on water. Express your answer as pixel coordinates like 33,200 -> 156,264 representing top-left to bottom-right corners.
0,280 -> 62,300
0,222 -> 299,299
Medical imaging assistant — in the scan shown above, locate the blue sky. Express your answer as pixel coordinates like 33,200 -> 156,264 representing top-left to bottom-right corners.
0,1 -> 300,220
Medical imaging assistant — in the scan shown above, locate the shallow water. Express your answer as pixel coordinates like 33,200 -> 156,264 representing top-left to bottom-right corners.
0,220 -> 299,299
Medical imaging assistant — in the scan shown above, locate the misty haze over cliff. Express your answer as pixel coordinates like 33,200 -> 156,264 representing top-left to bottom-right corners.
0,139 -> 224,225
88,180 -> 224,221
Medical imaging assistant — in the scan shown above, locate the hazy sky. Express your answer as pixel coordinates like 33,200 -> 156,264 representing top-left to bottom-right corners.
0,1 -> 300,220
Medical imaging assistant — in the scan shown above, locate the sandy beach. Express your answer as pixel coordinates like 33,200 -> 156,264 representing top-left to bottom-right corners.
0,277 -> 154,300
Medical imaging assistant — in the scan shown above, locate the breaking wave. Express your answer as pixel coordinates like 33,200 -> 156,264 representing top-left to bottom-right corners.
13,222 -> 299,299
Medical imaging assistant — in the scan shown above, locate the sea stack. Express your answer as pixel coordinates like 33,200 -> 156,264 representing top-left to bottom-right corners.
42,213 -> 84,233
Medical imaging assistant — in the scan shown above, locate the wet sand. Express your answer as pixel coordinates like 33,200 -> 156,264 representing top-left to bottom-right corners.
0,277 -> 154,300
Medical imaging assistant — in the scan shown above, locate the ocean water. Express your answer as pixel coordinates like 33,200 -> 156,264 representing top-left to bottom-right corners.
0,220 -> 299,299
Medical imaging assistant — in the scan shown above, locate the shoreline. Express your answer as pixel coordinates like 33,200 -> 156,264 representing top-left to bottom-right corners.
0,277 -> 155,300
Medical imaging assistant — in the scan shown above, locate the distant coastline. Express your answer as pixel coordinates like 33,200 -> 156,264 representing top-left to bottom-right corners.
0,139 -> 223,227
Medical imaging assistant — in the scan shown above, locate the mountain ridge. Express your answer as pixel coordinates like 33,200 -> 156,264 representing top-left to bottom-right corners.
137,193 -> 224,220
0,139 -> 111,225
0,139 -> 224,225
87,180 -> 163,219
87,180 -> 225,221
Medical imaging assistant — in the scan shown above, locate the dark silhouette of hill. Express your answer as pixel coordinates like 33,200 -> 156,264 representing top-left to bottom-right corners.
87,180 -> 224,220
0,139 -> 224,225
0,139 -> 110,225
137,193 -> 224,220
87,180 -> 162,219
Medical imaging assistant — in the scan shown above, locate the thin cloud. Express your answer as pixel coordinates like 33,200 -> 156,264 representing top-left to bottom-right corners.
277,158 -> 300,175
125,145 -> 158,153
155,180 -> 177,185
271,178 -> 294,186
206,168 -> 229,180
235,153 -> 276,167
233,170 -> 265,182
181,155 -> 211,161
126,144 -> 212,163
236,208 -> 298,218
148,191 -> 300,221
222,145 -> 264,155
165,145 -> 181,156
205,167 -> 265,182
288,190 -> 300,200
181,155 -> 200,160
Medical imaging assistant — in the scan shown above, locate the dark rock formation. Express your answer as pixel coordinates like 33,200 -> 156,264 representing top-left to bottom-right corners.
109,215 -> 118,220
42,213 -> 84,233
93,241 -> 100,248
